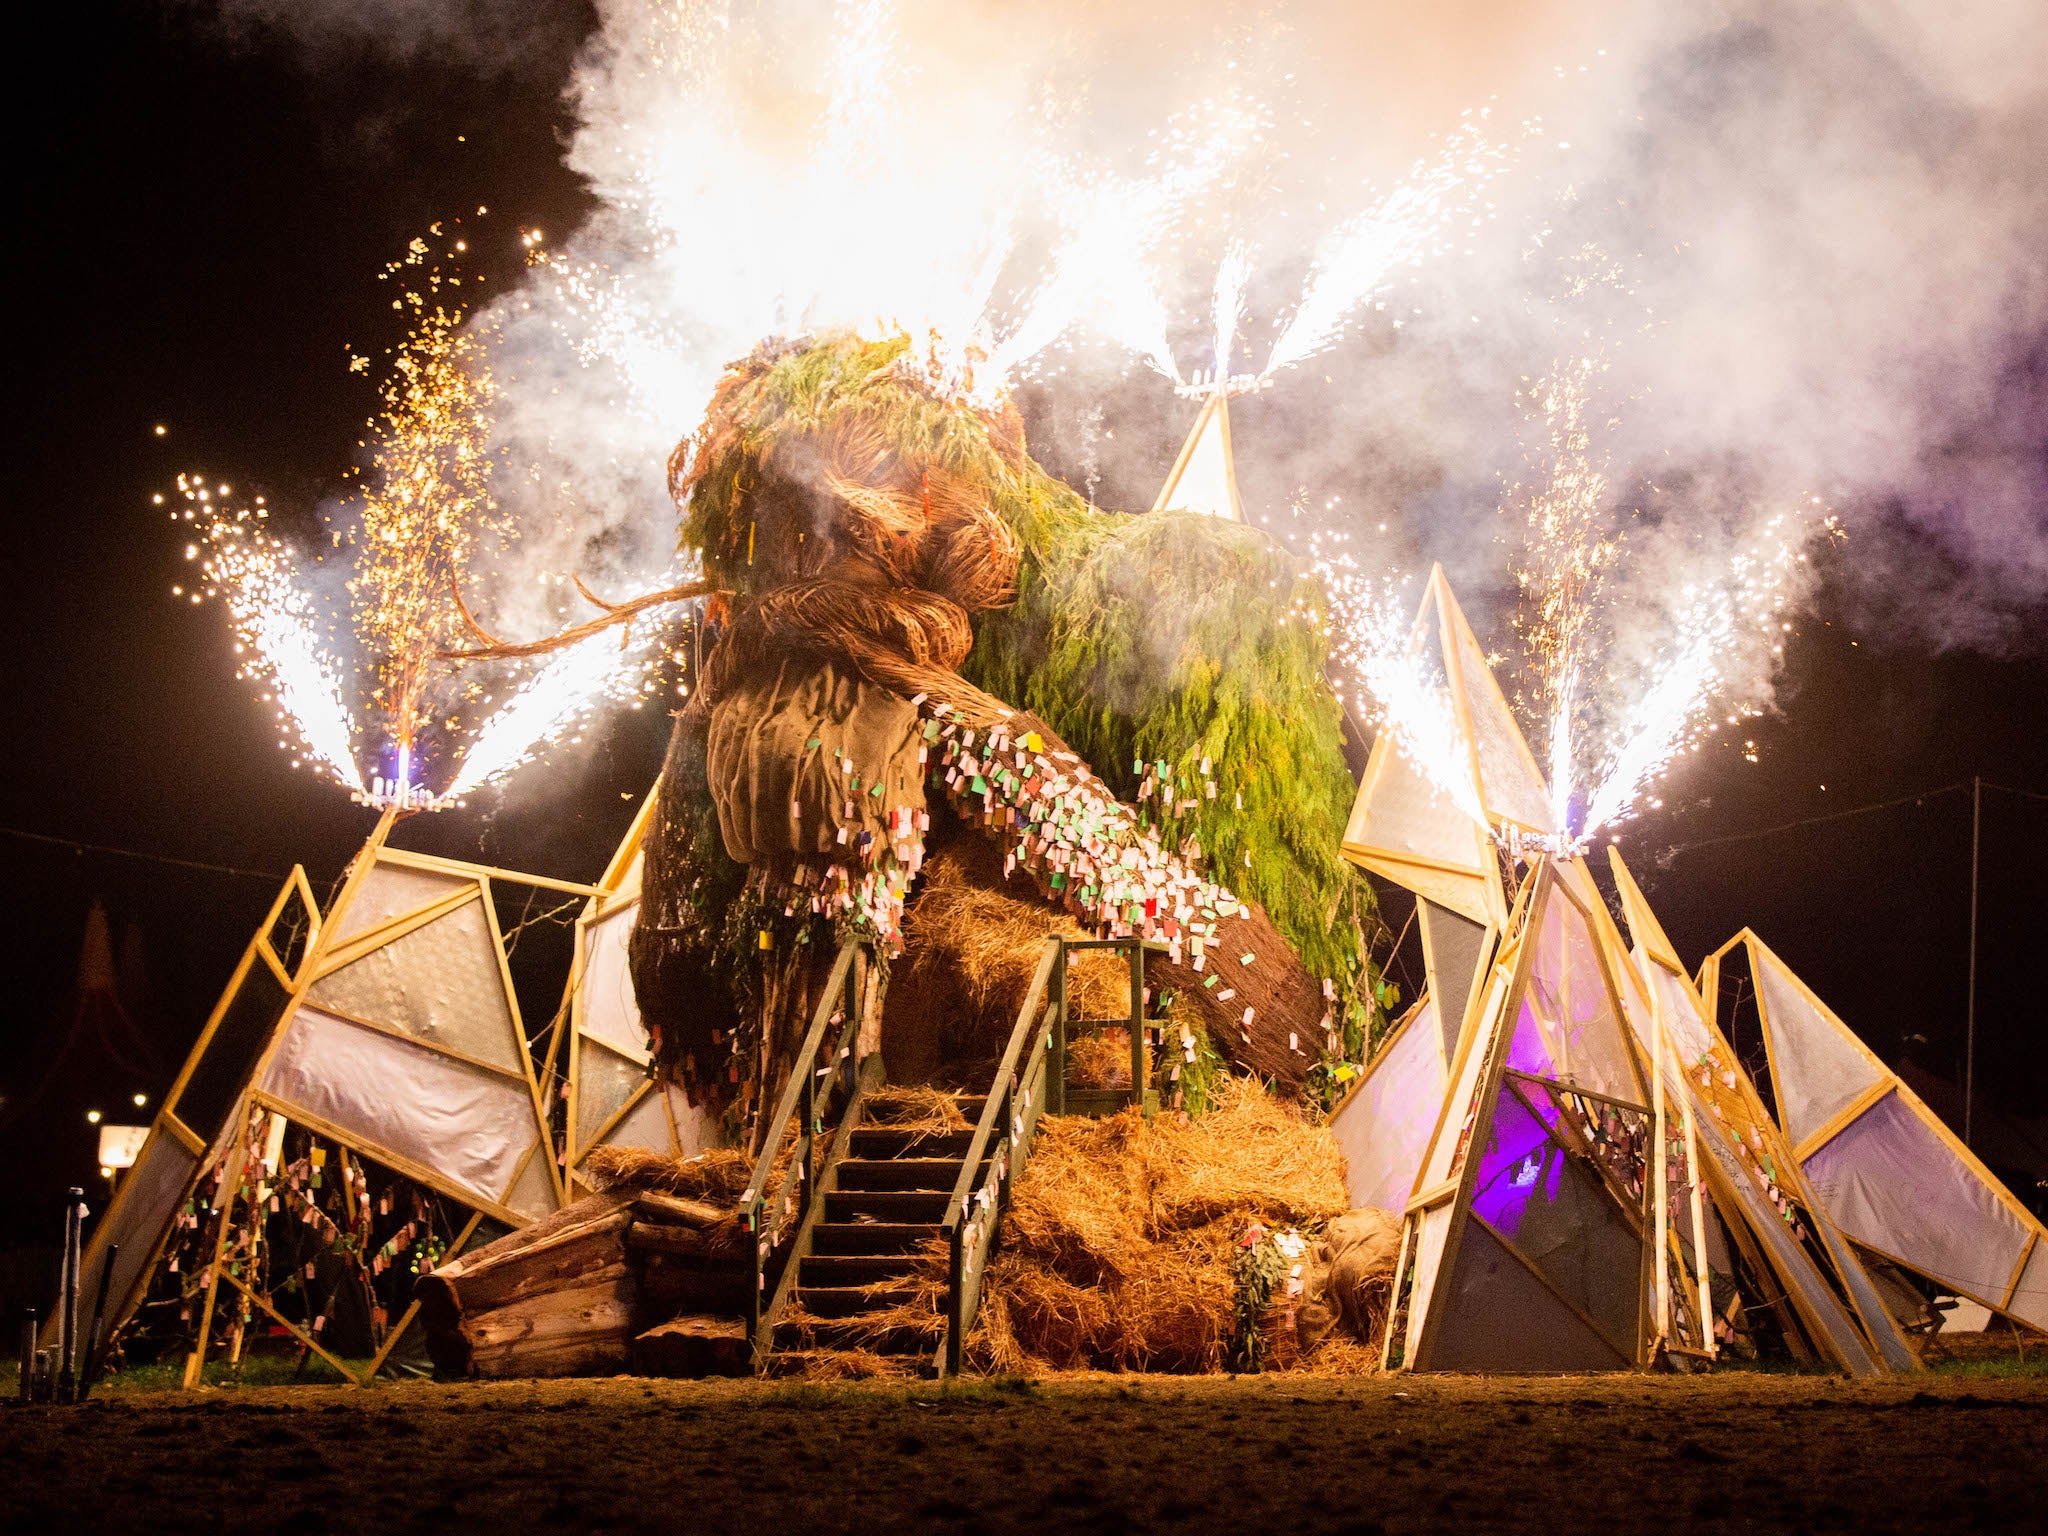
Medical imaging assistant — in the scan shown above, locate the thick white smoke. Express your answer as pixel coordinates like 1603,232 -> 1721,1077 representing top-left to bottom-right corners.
207,0 -> 2048,804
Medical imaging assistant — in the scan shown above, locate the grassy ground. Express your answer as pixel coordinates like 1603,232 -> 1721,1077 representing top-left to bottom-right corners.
5,1362 -> 2047,1533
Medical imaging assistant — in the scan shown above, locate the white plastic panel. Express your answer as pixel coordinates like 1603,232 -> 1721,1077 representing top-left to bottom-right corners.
262,1005 -> 541,1210
501,1147 -> 558,1222
1330,1004 -> 1445,1214
309,899 -> 522,1071
579,902 -> 647,1058
1753,949 -> 1886,1149
1421,975 -> 1506,1192
1155,396 -> 1239,519
1639,953 -> 1716,1068
576,1041 -> 647,1151
1448,612 -> 1555,832
81,1130 -> 198,1331
1402,1201 -> 1453,1366
1504,889 -> 1641,1105
591,1085 -> 675,1158
2009,1241 -> 2048,1332
1804,1091 -> 2033,1312
333,863 -> 473,942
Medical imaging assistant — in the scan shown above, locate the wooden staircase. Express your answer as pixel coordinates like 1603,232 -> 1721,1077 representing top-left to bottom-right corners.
767,1093 -> 985,1374
745,933 -> 1164,1376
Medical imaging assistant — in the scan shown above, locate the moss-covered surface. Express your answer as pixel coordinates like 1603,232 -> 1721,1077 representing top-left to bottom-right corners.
673,333 -> 1377,1073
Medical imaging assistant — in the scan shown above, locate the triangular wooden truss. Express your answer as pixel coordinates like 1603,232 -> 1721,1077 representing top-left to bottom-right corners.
1341,566 -> 1556,932
1706,928 -> 2048,1338
1382,861 -> 1676,1371
1606,853 -> 1917,1374
61,809 -> 601,1385
1150,391 -> 1244,521
562,785 -> 721,1197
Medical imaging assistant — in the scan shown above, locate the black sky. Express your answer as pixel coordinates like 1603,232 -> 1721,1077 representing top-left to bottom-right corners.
2,0 -> 2043,1238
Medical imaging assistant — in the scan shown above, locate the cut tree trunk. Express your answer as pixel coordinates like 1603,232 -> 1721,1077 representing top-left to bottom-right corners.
418,1189 -> 754,1379
633,1316 -> 751,1378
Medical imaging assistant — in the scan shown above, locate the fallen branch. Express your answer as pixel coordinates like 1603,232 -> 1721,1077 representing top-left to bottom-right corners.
438,575 -> 724,661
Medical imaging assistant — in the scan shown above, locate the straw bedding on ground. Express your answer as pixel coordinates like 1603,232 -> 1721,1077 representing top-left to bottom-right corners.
963,1079 -> 1374,1374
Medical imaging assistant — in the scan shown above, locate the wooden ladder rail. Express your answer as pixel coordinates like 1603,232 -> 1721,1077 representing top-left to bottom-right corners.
739,939 -> 873,1373
940,938 -> 1064,1375
1056,936 -> 1169,1117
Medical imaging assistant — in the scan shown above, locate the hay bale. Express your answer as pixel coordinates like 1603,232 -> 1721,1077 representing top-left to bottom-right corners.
883,839 -> 1129,1083
967,1079 -> 1351,1374
581,1145 -> 757,1204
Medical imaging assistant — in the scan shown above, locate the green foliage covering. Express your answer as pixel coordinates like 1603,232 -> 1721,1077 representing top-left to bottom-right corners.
678,331 -> 1379,1062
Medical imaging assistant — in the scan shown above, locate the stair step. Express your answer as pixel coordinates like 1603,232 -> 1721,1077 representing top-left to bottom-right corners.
794,1283 -> 925,1317
862,1094 -> 985,1125
809,1221 -> 941,1255
800,1252 -> 927,1285
836,1157 -> 976,1192
848,1126 -> 976,1159
773,1315 -> 944,1356
826,1189 -> 952,1224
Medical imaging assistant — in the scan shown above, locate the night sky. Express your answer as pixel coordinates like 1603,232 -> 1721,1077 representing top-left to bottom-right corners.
3,1 -> 2044,1254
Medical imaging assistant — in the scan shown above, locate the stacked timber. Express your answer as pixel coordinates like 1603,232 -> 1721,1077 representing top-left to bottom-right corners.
417,1190 -> 752,1379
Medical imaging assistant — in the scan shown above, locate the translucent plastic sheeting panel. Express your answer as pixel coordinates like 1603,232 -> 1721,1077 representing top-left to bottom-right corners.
333,864 -> 472,943
1505,892 -> 1641,1105
501,1147 -> 557,1222
1430,1217 -> 1630,1372
576,1040 -> 647,1151
1329,1002 -> 1444,1214
308,900 -> 522,1072
1753,951 -> 1885,1149
261,1005 -> 541,1211
1401,1202 -> 1454,1366
1467,1081 -> 1643,1356
1804,1091 -> 2032,1312
1639,955 -> 1716,1068
1449,614 -> 1555,832
1689,1082 -> 1882,1374
80,1130 -> 198,1328
2010,1242 -> 2048,1332
1347,734 -> 1486,875
578,903 -> 647,1058
1420,978 -> 1506,1193
1420,901 -> 1489,1061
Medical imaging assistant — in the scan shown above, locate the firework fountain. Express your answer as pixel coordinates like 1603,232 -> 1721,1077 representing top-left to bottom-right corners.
176,0 -> 1828,844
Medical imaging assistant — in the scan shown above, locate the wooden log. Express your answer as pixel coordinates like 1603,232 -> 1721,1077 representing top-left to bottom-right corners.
465,1261 -> 639,1379
638,1253 -> 750,1316
626,1220 -> 744,1261
418,1193 -> 635,1378
631,1191 -> 733,1230
632,1315 -> 750,1378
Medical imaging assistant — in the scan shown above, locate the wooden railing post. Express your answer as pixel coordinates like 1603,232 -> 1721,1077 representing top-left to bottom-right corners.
1127,940 -> 1146,1115
1051,940 -> 1068,1116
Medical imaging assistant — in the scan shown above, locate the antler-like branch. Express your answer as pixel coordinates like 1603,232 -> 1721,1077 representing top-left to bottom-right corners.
438,575 -> 725,662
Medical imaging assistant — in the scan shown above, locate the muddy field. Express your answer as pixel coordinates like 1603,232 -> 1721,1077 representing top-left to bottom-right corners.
5,1368 -> 2046,1534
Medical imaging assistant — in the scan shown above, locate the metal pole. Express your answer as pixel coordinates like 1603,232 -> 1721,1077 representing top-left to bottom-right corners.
1965,774 -> 1981,1148
16,1311 -> 33,1404
58,1188 -> 85,1403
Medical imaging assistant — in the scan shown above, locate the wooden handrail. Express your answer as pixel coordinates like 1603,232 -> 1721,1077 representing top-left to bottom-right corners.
741,939 -> 866,1363
942,938 -> 1063,1373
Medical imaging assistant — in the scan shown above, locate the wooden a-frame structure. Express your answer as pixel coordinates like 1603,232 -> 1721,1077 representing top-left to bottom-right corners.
61,809 -> 598,1385
1151,389 -> 1245,522
1704,928 -> 2048,1338
1608,854 -> 1919,1374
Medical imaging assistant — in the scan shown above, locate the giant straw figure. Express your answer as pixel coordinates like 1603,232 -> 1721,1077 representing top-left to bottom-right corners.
626,334 -> 1374,1141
